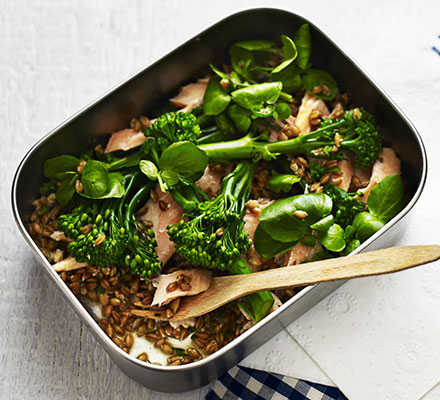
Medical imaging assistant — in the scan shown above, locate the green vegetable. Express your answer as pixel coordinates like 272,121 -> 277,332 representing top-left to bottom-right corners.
310,215 -> 334,231
141,112 -> 202,164
56,172 -> 78,208
227,105 -> 252,133
254,224 -> 297,259
270,64 -> 302,93
308,161 -> 340,181
259,193 -> 332,243
215,113 -> 237,137
294,23 -> 311,70
271,35 -> 297,74
43,155 -> 80,178
255,193 -> 338,258
318,223 -> 346,252
43,154 -> 128,206
158,141 -> 207,179
168,162 -> 254,269
140,141 -> 207,193
209,63 -> 230,81
58,172 -> 161,278
303,69 -> 338,101
275,102 -> 292,120
80,160 -> 125,199
203,77 -> 231,116
353,212 -> 385,242
267,173 -> 301,193
199,108 -> 382,170
323,184 -> 365,228
167,161 -> 274,322
229,40 -> 275,81
139,160 -> 159,181
231,82 -> 283,117
351,175 -> 405,242
367,174 -> 405,223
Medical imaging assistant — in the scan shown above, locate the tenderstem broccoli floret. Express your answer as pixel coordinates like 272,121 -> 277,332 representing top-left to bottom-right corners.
141,112 -> 202,164
198,108 -> 382,169
168,162 -> 253,270
167,162 -> 274,322
323,183 -> 366,228
59,172 -> 161,278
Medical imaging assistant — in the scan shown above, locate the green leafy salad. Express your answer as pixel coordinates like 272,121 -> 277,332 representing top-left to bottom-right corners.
39,24 -> 405,323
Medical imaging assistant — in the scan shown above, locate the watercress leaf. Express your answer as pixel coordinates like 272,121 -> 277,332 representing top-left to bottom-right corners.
301,235 -> 316,247
234,40 -> 275,51
310,215 -> 334,231
319,223 -> 346,252
303,69 -> 338,101
288,193 -> 333,226
343,239 -> 361,255
272,35 -> 297,74
227,104 -> 252,133
215,113 -> 237,136
230,71 -> 242,85
270,64 -> 302,93
80,160 -> 110,198
251,104 -> 276,118
159,141 -> 207,178
139,160 -> 158,181
254,225 -> 298,259
106,152 -> 144,171
159,169 -> 180,188
344,225 -> 356,240
209,63 -> 229,81
259,199 -> 307,242
231,82 -> 283,111
203,77 -> 231,116
259,193 -> 332,242
267,173 -> 301,193
294,23 -> 311,70
367,174 -> 405,223
56,172 -> 78,208
44,155 -> 80,178
230,45 -> 254,81
80,172 -> 126,199
104,173 -> 125,198
275,102 -> 291,120
353,212 -> 385,242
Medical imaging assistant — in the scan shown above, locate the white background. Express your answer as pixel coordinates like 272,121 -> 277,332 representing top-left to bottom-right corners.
1,1 -> 439,399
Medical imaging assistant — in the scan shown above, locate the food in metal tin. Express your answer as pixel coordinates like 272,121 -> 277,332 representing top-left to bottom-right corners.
28,24 -> 406,365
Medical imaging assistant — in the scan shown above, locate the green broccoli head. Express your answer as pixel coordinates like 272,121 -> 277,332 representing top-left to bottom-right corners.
168,196 -> 250,271
167,162 -> 254,271
323,108 -> 381,169
58,175 -> 161,279
65,207 -> 126,267
141,112 -> 201,162
324,183 -> 365,228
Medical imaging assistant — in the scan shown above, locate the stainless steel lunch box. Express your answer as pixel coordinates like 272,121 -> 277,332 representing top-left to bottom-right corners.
12,8 -> 427,392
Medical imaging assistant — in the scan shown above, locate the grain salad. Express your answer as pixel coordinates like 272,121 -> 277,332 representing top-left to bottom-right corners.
27,23 -> 406,365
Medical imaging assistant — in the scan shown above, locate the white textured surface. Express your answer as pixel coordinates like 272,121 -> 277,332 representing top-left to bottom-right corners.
1,0 -> 440,399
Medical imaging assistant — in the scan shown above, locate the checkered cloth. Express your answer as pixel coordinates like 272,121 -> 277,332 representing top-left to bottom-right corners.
206,366 -> 346,400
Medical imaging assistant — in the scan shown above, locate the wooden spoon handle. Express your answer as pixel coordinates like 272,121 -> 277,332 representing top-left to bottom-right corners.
226,245 -> 440,295
132,245 -> 440,320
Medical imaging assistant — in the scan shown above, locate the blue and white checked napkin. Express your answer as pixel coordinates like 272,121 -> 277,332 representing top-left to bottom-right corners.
206,366 -> 346,400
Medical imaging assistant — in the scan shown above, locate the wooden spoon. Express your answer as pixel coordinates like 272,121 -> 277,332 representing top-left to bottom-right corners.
132,245 -> 440,321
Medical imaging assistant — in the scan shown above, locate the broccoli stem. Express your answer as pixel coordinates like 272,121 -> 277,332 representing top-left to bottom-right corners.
197,128 -> 237,144
198,120 -> 345,162
218,162 -> 275,323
